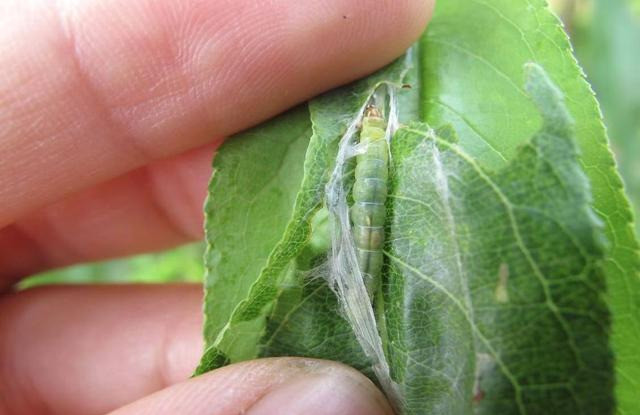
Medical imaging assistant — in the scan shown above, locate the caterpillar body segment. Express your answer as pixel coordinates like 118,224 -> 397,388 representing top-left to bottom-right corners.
351,106 -> 389,299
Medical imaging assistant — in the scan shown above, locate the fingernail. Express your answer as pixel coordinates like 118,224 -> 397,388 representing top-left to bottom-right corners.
247,371 -> 393,415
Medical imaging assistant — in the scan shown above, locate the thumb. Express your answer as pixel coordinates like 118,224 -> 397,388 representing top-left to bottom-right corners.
108,357 -> 394,415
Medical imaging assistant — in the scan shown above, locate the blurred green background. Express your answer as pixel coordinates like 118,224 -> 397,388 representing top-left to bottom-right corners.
554,0 -> 640,237
19,243 -> 204,288
20,0 -> 640,288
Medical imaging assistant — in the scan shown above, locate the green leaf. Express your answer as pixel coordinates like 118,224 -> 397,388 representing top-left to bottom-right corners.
199,107 -> 312,365
417,2 -> 640,411
258,64 -> 614,414
197,59 -> 412,373
197,0 -> 640,413
384,64 -> 611,413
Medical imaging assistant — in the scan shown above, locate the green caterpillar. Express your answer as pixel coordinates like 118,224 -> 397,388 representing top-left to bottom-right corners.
351,105 -> 389,299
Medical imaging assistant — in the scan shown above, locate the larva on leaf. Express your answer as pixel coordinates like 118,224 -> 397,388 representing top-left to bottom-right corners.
351,104 -> 389,299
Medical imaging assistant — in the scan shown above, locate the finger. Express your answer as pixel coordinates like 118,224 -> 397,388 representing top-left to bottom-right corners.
0,284 -> 203,415
109,359 -> 392,415
0,0 -> 434,228
0,143 -> 215,286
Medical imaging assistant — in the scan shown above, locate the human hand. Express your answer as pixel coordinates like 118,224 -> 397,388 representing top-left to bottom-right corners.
0,1 -> 433,413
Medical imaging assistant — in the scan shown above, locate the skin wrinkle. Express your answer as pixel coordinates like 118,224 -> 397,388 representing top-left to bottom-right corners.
187,4 -> 294,134
189,2 -> 271,112
155,293 -> 203,390
54,1 -> 159,164
107,357 -> 390,415
63,0 -> 227,148
9,220 -> 77,277
14,195 -> 126,270
0,2 -> 139,227
0,143 -> 216,283
91,1 -> 203,153
222,365 -> 283,414
142,145 -> 219,241
0,225 -> 49,289
154,307 -> 177,393
61,0 -> 185,105
139,167 -> 196,243
243,362 -> 392,415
